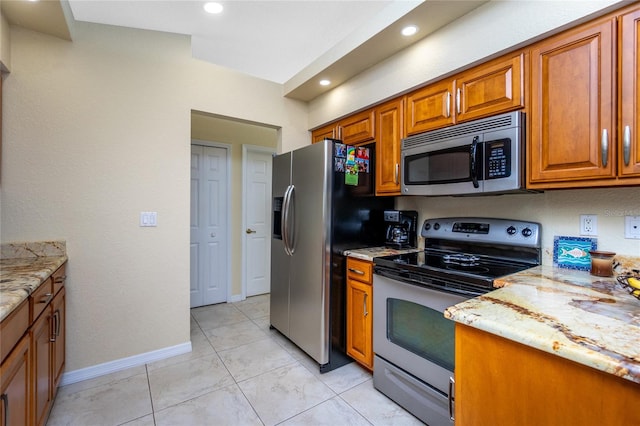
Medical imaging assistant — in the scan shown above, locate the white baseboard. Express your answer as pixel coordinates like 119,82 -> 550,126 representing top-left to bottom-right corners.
59,341 -> 192,386
228,294 -> 244,303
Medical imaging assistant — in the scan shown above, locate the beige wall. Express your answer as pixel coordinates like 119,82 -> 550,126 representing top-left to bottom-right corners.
309,0 -> 626,127
1,23 -> 307,372
396,188 -> 640,262
191,111 -> 278,297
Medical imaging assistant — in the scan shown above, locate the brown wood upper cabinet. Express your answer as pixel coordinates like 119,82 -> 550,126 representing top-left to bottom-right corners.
311,109 -> 375,146
528,5 -> 640,188
405,52 -> 524,135
375,98 -> 404,195
529,18 -> 615,186
620,7 -> 640,177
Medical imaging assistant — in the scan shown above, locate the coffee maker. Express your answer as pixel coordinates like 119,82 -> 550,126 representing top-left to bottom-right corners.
384,210 -> 418,249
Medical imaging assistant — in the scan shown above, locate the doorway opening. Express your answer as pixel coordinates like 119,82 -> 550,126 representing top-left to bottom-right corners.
190,110 -> 278,305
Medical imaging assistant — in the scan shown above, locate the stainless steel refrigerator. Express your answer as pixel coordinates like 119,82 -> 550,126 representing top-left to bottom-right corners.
270,139 -> 393,373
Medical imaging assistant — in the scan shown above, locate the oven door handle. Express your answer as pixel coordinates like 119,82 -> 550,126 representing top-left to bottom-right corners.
470,136 -> 480,188
449,376 -> 455,421
374,266 -> 485,298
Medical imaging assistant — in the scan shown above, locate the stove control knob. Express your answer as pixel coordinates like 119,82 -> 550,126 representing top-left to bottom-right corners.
507,226 -> 517,236
424,223 -> 431,231
434,223 -> 441,231
522,227 -> 533,237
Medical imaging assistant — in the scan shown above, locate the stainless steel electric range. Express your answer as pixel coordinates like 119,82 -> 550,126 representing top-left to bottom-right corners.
373,217 -> 541,426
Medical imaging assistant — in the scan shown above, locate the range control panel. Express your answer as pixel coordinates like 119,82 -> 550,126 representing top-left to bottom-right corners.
421,217 -> 541,248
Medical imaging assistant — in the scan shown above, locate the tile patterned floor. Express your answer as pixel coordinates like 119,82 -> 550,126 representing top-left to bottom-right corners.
47,294 -> 424,425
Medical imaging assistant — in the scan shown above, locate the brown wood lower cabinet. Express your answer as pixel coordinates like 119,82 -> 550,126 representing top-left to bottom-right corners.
346,257 -> 373,369
32,307 -> 53,426
0,262 -> 66,426
32,270 -> 66,426
0,335 -> 30,426
455,324 -> 640,426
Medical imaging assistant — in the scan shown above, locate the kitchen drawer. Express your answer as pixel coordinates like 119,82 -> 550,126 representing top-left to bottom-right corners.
0,299 -> 29,364
347,258 -> 373,284
30,278 -> 53,323
52,264 -> 67,295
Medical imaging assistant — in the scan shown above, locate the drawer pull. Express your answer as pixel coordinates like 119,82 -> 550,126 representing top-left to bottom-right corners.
54,275 -> 66,284
348,268 -> 365,275
39,293 -> 53,305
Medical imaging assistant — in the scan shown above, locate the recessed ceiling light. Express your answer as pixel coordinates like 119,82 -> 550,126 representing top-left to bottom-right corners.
401,25 -> 418,37
203,2 -> 223,14
319,79 -> 331,86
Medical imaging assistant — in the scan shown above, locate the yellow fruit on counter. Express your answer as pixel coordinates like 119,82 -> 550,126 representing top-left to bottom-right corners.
627,277 -> 640,289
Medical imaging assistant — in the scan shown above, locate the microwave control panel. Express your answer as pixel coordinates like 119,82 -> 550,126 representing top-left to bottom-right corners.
485,138 -> 511,179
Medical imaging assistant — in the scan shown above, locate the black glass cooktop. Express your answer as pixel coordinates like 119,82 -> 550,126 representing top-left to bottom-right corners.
374,250 -> 534,284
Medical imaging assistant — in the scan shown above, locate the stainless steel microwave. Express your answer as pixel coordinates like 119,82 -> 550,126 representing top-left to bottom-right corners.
401,111 -> 526,196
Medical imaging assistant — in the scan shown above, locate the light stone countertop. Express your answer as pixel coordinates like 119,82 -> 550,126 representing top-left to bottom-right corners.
0,241 -> 67,322
445,264 -> 640,384
343,246 -> 421,261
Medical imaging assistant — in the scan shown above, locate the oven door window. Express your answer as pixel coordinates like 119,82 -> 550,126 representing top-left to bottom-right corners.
404,145 -> 480,185
387,298 -> 454,372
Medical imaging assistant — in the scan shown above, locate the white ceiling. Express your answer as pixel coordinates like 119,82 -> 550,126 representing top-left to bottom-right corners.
3,0 -> 488,101
69,0 -> 399,84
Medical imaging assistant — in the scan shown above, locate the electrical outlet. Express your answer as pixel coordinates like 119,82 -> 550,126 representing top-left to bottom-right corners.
625,216 -> 640,239
580,214 -> 597,236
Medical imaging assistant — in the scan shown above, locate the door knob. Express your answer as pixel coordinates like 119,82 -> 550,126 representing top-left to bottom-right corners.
246,228 -> 257,234
210,232 -> 216,238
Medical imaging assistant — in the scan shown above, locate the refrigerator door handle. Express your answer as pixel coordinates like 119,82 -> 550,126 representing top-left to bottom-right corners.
282,185 -> 291,255
282,184 -> 295,255
286,185 -> 296,255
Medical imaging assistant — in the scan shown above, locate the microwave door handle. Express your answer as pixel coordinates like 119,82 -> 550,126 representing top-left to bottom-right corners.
470,136 -> 480,188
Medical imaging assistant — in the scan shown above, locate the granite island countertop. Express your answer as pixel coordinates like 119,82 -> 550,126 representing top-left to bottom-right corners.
343,246 -> 421,261
445,265 -> 640,385
0,241 -> 68,322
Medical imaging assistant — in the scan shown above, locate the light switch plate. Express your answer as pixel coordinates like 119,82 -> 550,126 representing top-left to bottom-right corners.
625,216 -> 640,239
140,212 -> 158,227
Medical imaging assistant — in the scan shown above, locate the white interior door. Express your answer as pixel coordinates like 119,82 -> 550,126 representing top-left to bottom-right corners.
243,146 -> 274,297
190,144 -> 229,308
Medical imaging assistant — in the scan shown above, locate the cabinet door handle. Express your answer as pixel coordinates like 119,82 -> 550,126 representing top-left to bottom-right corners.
445,92 -> 451,118
55,310 -> 61,337
601,129 -> 609,167
448,376 -> 455,421
50,310 -> 59,342
348,268 -> 365,275
363,293 -> 369,317
395,163 -> 399,184
456,88 -> 461,115
623,125 -> 631,166
1,393 -> 8,426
